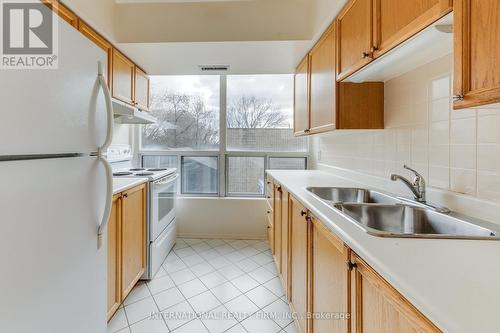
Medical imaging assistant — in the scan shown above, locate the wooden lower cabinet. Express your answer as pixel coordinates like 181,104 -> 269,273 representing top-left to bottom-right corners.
107,194 -> 121,321
289,195 -> 310,333
267,180 -> 441,333
107,184 -> 146,320
311,217 -> 350,333
350,253 -> 441,333
273,184 -> 283,271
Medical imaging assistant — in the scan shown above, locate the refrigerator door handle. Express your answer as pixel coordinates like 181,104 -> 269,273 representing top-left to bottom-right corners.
97,156 -> 113,248
97,61 -> 113,155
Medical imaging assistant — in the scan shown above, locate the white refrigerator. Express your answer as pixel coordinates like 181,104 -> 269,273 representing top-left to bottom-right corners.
0,11 -> 113,333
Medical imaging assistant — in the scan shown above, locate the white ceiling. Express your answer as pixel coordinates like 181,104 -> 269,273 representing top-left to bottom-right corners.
116,0 -> 251,2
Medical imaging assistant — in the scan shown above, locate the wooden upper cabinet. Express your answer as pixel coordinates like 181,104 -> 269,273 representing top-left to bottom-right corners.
373,0 -> 451,58
112,49 -> 135,106
294,56 -> 310,136
289,196 -> 310,333
134,67 -> 150,111
78,20 -> 112,86
311,218 -> 350,333
107,195 -> 121,321
309,24 -> 337,134
337,0 -> 373,81
121,184 -> 146,298
454,0 -> 500,109
42,0 -> 78,28
350,253 -> 441,333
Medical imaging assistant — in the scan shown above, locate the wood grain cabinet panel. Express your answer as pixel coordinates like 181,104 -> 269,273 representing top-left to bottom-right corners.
273,184 -> 283,273
134,67 -> 150,111
373,0 -> 451,58
112,49 -> 135,106
350,253 -> 441,333
454,0 -> 500,109
337,0 -> 373,81
289,196 -> 310,333
107,194 -> 121,321
78,20 -> 113,86
309,24 -> 337,134
294,56 -> 310,136
280,189 -> 290,299
121,184 -> 146,298
42,0 -> 78,28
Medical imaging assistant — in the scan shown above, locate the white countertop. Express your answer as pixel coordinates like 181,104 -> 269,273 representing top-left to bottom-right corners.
267,169 -> 500,333
113,177 -> 148,195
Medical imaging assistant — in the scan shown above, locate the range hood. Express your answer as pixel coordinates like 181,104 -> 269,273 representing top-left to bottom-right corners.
113,99 -> 156,124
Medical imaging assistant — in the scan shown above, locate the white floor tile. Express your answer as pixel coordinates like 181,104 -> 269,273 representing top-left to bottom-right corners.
239,247 -> 260,257
236,258 -> 261,273
124,282 -> 151,306
282,323 -> 299,333
208,256 -> 232,270
224,251 -> 246,263
182,238 -> 205,246
199,271 -> 228,289
241,315 -> 281,333
224,324 -> 247,333
147,274 -> 176,295
175,246 -> 197,258
153,267 -> 168,279
190,262 -> 216,277
200,249 -> 220,260
231,274 -> 260,293
262,262 -> 278,276
248,267 -> 276,284
181,253 -> 206,266
201,305 -> 238,333
252,241 -> 270,252
173,240 -> 189,250
210,281 -> 242,303
163,301 -> 197,331
129,318 -> 169,333
251,253 -> 273,266
169,268 -> 197,285
191,242 -> 213,253
154,287 -> 185,311
178,279 -> 208,299
187,290 -> 222,314
228,240 -> 250,250
205,239 -> 226,247
165,252 -> 180,263
218,265 -> 245,280
172,318 -> 209,333
164,259 -> 188,274
262,299 -> 293,328
108,308 -> 128,333
224,294 -> 259,321
114,328 -> 131,333
245,286 -> 278,309
263,277 -> 285,298
214,244 -> 236,255
124,297 -> 159,325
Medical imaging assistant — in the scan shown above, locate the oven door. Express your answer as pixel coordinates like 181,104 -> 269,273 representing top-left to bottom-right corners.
150,173 -> 178,242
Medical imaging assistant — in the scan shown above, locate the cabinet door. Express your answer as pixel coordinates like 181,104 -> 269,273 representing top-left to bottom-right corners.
350,253 -> 441,333
294,56 -> 310,136
107,195 -> 121,321
373,0 -> 451,58
280,190 -> 290,298
309,24 -> 337,134
112,49 -> 135,105
311,218 -> 350,333
121,184 -> 146,298
289,196 -> 310,333
337,0 -> 373,80
42,0 -> 78,28
454,0 -> 500,109
78,20 -> 113,86
274,184 -> 283,272
134,66 -> 150,111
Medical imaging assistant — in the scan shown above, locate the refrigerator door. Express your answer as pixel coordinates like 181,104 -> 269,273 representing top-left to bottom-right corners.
0,10 -> 108,156
0,156 -> 108,333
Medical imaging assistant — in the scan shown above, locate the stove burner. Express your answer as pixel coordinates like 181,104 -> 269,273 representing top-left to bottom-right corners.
135,172 -> 154,176
129,168 -> 145,171
113,172 -> 133,176
147,168 -> 167,172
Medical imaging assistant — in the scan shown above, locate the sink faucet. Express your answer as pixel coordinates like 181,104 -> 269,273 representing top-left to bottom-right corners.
390,165 -> 426,202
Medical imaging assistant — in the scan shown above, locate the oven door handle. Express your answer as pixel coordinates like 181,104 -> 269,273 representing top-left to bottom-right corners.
153,173 -> 179,185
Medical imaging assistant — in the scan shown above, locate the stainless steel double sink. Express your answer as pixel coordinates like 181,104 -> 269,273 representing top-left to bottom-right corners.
306,187 -> 500,240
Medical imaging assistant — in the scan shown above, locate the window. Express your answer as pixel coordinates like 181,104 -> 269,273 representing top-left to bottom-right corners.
181,156 -> 218,195
140,75 -> 308,197
226,75 -> 307,152
226,157 -> 265,196
141,76 -> 220,150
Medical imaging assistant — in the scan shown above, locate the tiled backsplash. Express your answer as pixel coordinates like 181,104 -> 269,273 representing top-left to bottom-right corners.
311,54 -> 500,202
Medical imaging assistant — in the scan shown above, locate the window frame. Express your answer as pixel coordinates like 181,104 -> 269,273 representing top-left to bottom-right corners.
138,74 -> 309,198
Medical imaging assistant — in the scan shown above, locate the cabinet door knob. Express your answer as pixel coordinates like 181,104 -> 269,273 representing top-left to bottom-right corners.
123,193 -> 128,198
370,46 -> 379,53
346,261 -> 357,271
362,52 -> 371,59
453,94 -> 464,101
301,210 -> 307,216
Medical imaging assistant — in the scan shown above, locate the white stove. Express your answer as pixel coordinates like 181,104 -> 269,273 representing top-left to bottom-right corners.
108,145 -> 178,280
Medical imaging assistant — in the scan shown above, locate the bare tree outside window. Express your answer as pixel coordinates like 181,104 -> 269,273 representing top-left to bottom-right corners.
227,95 -> 288,129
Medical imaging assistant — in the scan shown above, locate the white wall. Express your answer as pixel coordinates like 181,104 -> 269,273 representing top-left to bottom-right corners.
310,54 -> 500,203
176,197 -> 267,240
63,0 -> 117,42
